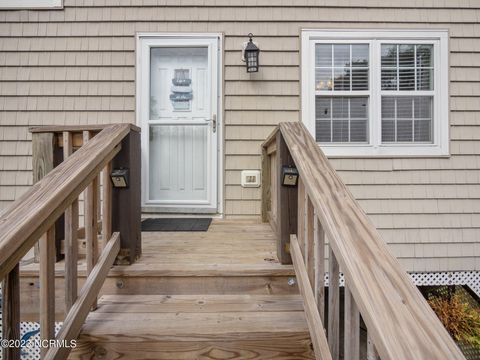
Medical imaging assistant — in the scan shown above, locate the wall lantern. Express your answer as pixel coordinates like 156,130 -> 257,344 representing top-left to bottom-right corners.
242,33 -> 260,73
110,168 -> 129,188
281,166 -> 299,187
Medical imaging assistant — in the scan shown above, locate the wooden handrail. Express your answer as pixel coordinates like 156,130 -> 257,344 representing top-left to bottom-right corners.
262,122 -> 465,360
0,124 -> 129,279
0,123 -> 133,360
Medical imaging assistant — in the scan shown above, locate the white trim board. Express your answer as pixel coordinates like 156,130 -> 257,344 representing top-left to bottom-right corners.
301,29 -> 449,157
0,0 -> 62,8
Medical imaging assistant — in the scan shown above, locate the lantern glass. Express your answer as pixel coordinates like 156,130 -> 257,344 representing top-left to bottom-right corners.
244,33 -> 259,73
246,50 -> 259,72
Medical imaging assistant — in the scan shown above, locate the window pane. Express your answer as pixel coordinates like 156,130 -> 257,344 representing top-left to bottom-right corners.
381,97 -> 395,119
399,45 -> 415,67
315,68 -> 333,90
414,120 -> 432,142
352,44 -> 369,67
381,45 -> 397,67
334,44 -> 350,67
382,120 -> 395,142
382,43 -> 434,91
417,68 -> 433,90
334,68 -> 350,90
381,96 -> 433,143
316,121 -> 331,142
350,97 -> 368,118
315,96 -> 368,143
350,120 -> 368,142
332,97 -> 349,118
416,44 -> 433,68
397,97 -> 413,119
315,44 -> 332,67
397,120 -> 413,142
414,97 -> 432,119
352,68 -> 368,90
316,98 -> 331,119
399,68 -> 415,90
315,43 -> 369,92
381,69 -> 397,90
332,121 -> 349,142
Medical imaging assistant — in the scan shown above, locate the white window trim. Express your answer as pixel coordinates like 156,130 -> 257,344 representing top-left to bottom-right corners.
0,0 -> 62,9
301,29 -> 449,157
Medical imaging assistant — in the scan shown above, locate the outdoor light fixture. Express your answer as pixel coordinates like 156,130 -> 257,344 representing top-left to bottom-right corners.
111,168 -> 129,188
243,33 -> 260,73
281,166 -> 299,187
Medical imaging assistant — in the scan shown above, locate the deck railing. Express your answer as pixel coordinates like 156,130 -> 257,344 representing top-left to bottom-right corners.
0,124 -> 137,360
262,122 -> 465,360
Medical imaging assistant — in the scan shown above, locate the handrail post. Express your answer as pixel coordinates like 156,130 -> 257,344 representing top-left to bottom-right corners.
275,130 -> 296,264
2,264 -> 20,360
112,129 -> 141,264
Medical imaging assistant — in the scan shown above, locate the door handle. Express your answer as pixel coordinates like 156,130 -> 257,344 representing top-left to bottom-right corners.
206,114 -> 217,133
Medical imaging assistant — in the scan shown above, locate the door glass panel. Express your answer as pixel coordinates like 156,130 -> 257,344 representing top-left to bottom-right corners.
150,47 -> 208,120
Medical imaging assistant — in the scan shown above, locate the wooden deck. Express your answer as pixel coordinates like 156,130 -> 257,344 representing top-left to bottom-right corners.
19,220 -> 297,321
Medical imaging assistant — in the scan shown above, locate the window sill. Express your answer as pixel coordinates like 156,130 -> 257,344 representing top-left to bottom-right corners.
320,144 -> 450,158
0,0 -> 62,9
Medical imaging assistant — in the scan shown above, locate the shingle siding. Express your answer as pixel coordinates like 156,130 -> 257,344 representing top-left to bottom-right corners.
0,1 -> 479,271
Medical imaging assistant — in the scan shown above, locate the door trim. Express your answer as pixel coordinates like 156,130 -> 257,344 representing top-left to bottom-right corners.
136,33 -> 224,214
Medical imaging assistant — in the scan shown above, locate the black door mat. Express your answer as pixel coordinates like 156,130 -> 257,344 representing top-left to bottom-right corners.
141,218 -> 212,232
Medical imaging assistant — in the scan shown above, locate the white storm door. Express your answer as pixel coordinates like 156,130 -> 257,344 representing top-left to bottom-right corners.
140,36 -> 219,211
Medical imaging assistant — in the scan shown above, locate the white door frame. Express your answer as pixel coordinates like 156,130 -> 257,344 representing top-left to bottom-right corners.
136,33 -> 223,214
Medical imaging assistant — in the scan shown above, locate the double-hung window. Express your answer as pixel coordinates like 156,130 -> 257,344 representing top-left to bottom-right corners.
302,30 -> 449,156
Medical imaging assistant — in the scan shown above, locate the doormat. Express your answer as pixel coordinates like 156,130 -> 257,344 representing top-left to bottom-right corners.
141,218 -> 212,232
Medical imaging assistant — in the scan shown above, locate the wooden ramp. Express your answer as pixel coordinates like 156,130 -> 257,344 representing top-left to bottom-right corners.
64,220 -> 315,359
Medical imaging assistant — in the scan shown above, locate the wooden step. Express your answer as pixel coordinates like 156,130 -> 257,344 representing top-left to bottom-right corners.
70,294 -> 315,359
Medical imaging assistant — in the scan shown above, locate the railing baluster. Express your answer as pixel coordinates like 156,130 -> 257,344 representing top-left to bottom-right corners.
305,194 -> 314,287
344,285 -> 360,360
297,178 -> 305,258
102,162 -> 112,249
328,246 -> 340,360
63,131 -> 79,313
2,264 -> 20,360
314,212 -> 325,323
40,227 -> 55,358
367,335 -> 381,360
83,130 -> 99,310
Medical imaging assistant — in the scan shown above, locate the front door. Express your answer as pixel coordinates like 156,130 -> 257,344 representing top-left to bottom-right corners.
139,35 -> 220,213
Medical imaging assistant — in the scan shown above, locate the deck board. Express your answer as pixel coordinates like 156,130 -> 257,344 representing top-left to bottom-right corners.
21,220 -> 293,277
19,220 -> 297,321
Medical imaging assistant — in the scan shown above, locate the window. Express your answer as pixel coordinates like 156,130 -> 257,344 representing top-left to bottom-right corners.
0,0 -> 62,8
302,30 -> 449,157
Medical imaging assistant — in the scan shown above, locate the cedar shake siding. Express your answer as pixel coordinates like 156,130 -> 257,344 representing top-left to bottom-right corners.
0,0 -> 480,272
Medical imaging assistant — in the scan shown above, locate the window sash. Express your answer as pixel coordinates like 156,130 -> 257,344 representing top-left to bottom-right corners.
314,40 -> 373,145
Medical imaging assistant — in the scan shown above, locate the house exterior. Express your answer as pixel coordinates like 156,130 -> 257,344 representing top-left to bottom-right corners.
0,0 -> 478,282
